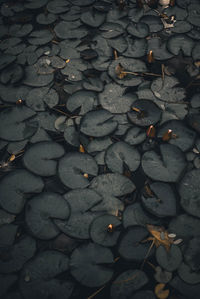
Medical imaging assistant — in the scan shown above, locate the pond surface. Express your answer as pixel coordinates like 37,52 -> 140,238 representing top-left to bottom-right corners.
0,1 -> 200,299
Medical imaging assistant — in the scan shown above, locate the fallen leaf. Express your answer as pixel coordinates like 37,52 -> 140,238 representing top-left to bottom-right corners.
146,224 -> 174,251
155,283 -> 170,299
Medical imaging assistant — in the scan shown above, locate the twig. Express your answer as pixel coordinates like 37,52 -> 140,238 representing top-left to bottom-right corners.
140,239 -> 155,270
87,285 -> 106,299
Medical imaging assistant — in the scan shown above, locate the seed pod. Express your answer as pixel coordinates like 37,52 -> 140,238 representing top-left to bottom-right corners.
162,129 -> 173,141
147,50 -> 155,63
146,125 -> 156,138
107,224 -> 114,233
79,144 -> 85,153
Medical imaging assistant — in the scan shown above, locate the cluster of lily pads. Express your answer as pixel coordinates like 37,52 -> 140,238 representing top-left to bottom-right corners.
0,0 -> 200,298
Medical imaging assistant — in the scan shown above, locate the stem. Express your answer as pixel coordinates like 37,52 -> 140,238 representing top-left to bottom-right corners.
121,71 -> 161,77
87,285 -> 106,299
140,239 -> 155,270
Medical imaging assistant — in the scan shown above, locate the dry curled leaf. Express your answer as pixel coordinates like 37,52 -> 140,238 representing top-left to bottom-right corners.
146,224 -> 174,251
115,63 -> 127,79
155,283 -> 170,299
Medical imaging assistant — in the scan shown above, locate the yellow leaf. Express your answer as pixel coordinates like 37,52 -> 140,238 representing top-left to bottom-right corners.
146,225 -> 173,251
155,283 -> 170,299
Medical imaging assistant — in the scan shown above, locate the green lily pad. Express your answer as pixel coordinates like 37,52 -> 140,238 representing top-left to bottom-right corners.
70,242 -> 114,287
105,141 -> 140,174
111,269 -> 148,299
179,169 -> 200,218
26,192 -> 70,240
142,144 -> 186,182
23,141 -> 64,176
90,214 -> 121,247
0,106 -> 37,141
58,152 -> 98,189
0,170 -> 44,214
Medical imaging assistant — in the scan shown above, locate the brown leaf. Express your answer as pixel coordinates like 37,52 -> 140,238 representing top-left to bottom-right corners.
115,63 -> 127,79
155,283 -> 170,299
146,224 -> 173,251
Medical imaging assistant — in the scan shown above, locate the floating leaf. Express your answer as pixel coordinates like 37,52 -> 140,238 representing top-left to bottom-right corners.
154,283 -> 170,299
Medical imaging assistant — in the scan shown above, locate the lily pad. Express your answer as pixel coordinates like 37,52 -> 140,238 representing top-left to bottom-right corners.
169,214 -> 200,240
140,15 -> 163,32
90,173 -> 136,197
54,21 -> 88,39
58,152 -> 98,189
184,237 -> 200,272
70,242 -> 114,287
47,0 -> 69,14
0,84 -> 30,103
158,120 -> 196,152
147,37 -> 173,60
127,22 -> 149,38
118,226 -> 153,261
127,99 -> 161,126
123,38 -> 147,58
89,214 -> 121,247
0,224 -> 18,246
23,141 -> 64,176
26,192 -> 70,239
187,4 -> 200,27
123,202 -> 159,229
178,262 -> 200,284
0,106 -> 37,141
0,170 -> 44,214
170,276 -> 200,299
100,22 -> 124,38
81,10 -> 106,27
26,87 -> 59,111
110,269 -> 148,299
28,30 -> 53,45
66,90 -> 96,115
0,236 -> 36,274
167,34 -> 194,56
124,127 -> 146,145
0,54 -> 16,70
141,182 -> 177,217
54,189 -> 104,239
108,57 -> 147,87
142,144 -> 186,182
105,141 -> 140,174
80,109 -> 118,137
20,250 -> 73,299
179,169 -> 200,218
156,245 -> 182,272
23,65 -> 54,87
151,76 -> 186,103
99,83 -> 136,114
132,290 -> 156,299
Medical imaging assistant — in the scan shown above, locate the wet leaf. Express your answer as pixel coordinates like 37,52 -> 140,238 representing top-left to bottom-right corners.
147,225 -> 174,251
155,283 -> 170,299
